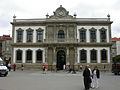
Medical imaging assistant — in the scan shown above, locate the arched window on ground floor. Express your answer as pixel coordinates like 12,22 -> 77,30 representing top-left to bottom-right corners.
36,49 -> 43,63
80,49 -> 87,63
101,49 -> 107,63
16,49 -> 22,63
26,49 -> 32,63
90,49 -> 97,63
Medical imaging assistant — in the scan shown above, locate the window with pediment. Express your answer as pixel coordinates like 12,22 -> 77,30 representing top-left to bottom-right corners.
90,49 -> 97,63
79,28 -> 86,42
16,50 -> 22,63
101,49 -> 107,63
26,50 -> 32,63
80,49 -> 87,63
36,49 -> 42,63
100,27 -> 107,42
36,28 -> 43,42
26,28 -> 33,42
16,28 -> 23,42
58,30 -> 65,38
90,27 -> 96,42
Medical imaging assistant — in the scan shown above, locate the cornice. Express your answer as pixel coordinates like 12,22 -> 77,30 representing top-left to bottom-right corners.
11,42 -> 112,47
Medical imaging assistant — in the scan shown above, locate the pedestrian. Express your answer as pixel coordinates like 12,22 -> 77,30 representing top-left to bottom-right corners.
83,65 -> 91,90
42,65 -> 45,74
87,65 -> 92,88
80,65 -> 83,71
12,63 -> 16,71
21,64 -> 24,71
45,65 -> 48,74
92,66 -> 100,89
8,63 -> 11,71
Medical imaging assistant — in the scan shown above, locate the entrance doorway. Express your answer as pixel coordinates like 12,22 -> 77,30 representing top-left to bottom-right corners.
57,50 -> 66,70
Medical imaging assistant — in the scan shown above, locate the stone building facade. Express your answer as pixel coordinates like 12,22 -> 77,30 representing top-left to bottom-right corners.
11,5 -> 113,70
112,38 -> 120,57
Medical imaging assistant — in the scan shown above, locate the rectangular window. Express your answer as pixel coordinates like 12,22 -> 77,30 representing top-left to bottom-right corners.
27,31 -> 33,42
37,31 -> 43,42
17,31 -> 23,42
80,31 -> 86,42
100,30 -> 106,42
90,31 -> 96,42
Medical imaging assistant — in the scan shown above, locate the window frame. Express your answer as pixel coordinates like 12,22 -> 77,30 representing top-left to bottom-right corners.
80,49 -> 87,63
79,27 -> 87,42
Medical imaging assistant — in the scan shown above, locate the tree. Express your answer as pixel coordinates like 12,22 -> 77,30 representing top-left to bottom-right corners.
112,55 -> 120,63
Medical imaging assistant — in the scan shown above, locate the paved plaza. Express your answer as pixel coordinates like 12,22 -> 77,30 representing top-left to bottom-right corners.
0,70 -> 120,90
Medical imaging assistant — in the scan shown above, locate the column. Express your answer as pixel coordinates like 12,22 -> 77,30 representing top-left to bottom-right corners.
43,49 -> 45,63
66,47 -> 69,65
74,47 -> 77,64
33,30 -> 36,43
22,50 -> 26,63
97,49 -> 100,63
13,49 -> 16,63
107,29 -> 109,42
87,49 -> 90,63
32,50 -> 36,63
14,30 -> 17,43
66,25 -> 69,42
97,30 -> 100,42
86,30 -> 90,42
45,47 -> 48,63
23,30 -> 26,43
53,47 -> 56,65
108,48 -> 110,63
77,49 -> 80,63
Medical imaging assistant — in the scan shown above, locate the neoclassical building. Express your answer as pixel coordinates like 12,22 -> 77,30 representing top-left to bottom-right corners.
11,5 -> 113,70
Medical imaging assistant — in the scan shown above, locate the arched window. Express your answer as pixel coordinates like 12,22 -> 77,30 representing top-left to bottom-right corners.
36,50 -> 42,63
16,50 -> 22,63
80,49 -> 87,63
58,30 -> 65,38
26,50 -> 32,63
90,49 -> 97,63
101,49 -> 107,63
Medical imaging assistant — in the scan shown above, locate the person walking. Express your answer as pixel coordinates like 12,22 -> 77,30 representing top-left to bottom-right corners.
21,64 -> 24,71
42,65 -> 45,74
12,64 -> 16,71
87,65 -> 92,88
92,66 -> 100,89
83,65 -> 91,90
8,63 -> 11,71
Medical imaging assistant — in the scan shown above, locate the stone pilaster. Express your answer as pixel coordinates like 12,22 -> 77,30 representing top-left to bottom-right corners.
66,47 -> 69,65
53,47 -> 56,65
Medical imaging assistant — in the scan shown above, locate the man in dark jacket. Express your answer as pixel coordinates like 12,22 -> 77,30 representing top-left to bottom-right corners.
83,65 -> 91,90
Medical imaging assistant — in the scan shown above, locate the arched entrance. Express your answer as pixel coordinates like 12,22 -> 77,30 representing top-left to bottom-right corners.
57,50 -> 66,70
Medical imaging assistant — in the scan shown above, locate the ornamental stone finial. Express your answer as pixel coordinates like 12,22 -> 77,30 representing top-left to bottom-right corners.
13,14 -> 16,19
46,13 -> 49,18
74,13 -> 77,18
107,14 -> 110,21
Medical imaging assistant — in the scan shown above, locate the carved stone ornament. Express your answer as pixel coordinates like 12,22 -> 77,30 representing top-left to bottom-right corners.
55,5 -> 68,17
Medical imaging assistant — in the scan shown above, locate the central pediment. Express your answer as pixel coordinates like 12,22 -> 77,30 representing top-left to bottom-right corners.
48,5 -> 74,19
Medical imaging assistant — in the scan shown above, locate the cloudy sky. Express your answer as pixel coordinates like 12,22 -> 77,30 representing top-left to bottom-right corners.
0,0 -> 120,37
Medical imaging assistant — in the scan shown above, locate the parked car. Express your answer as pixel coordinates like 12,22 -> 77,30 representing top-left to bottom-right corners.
112,55 -> 120,75
0,58 -> 8,76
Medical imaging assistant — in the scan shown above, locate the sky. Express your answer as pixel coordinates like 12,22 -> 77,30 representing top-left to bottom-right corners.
0,0 -> 120,37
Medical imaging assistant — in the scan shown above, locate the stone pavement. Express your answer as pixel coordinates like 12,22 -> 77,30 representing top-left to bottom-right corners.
0,70 -> 120,90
